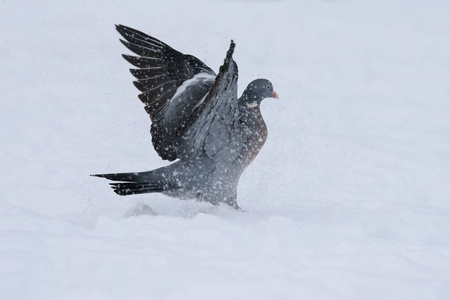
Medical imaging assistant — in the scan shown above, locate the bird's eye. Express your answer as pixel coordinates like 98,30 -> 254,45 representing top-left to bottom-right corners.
265,85 -> 270,90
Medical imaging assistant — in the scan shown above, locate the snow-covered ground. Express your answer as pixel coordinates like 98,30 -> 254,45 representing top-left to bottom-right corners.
1,0 -> 450,299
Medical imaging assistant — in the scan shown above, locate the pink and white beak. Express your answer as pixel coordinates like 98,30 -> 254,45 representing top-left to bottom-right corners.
272,91 -> 279,99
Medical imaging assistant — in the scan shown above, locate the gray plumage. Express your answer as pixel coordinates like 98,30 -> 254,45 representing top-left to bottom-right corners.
93,25 -> 278,209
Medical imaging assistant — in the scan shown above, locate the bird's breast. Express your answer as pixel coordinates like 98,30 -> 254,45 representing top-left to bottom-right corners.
236,110 -> 267,167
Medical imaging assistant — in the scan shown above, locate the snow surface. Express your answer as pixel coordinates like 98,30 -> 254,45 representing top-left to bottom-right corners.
1,0 -> 450,299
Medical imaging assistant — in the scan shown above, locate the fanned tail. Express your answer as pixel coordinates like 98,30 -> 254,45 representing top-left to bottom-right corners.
92,171 -> 170,196
109,182 -> 165,196
92,172 -> 147,182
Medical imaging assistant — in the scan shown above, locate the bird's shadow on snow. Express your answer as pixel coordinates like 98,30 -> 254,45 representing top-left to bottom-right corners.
121,199 -> 245,220
49,200 -> 243,232
119,198 -> 323,222
79,193 -> 328,227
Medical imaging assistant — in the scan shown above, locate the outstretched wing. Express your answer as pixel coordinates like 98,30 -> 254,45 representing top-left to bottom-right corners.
181,41 -> 240,159
116,25 -> 216,161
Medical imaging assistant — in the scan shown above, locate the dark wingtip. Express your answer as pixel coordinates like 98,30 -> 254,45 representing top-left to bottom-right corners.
116,25 -> 137,42
133,80 -> 145,92
227,40 -> 236,60
122,54 -> 134,63
115,24 -> 125,35
119,39 -> 128,47
115,24 -> 129,32
216,39 -> 238,77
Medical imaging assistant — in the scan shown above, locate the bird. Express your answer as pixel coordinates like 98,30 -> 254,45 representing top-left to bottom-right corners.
93,25 -> 278,209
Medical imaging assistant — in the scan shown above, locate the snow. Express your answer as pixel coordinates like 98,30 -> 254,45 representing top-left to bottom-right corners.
1,0 -> 450,299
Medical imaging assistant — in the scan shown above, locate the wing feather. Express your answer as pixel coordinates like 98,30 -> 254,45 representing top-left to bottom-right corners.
122,55 -> 165,68
181,41 -> 240,159
119,39 -> 165,58
130,68 -> 165,79
116,24 -> 216,161
133,75 -> 171,92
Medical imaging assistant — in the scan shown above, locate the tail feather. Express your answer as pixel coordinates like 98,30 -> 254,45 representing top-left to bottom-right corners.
110,182 -> 165,196
91,171 -> 151,182
92,170 -> 172,196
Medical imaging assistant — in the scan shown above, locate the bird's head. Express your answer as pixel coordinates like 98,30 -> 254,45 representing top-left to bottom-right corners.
240,79 -> 279,108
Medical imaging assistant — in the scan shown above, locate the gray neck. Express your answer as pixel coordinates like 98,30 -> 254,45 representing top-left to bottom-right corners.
239,90 -> 263,109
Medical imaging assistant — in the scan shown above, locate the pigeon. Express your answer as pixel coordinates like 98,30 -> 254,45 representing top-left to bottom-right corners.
93,25 -> 278,209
